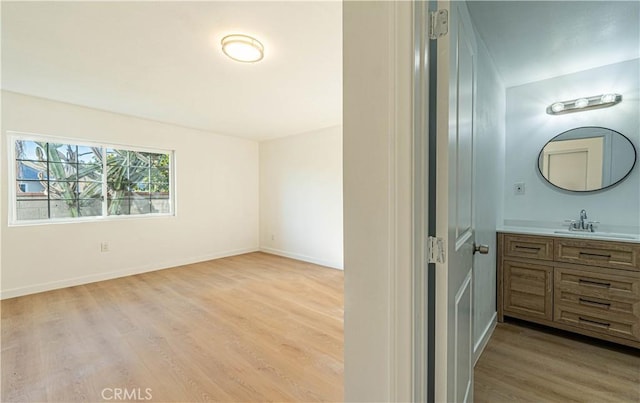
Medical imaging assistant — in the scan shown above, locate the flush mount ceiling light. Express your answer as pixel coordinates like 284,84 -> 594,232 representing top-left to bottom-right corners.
221,34 -> 264,63
546,93 -> 622,115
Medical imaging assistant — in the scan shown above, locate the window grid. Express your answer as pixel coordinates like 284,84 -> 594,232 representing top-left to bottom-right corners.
16,142 -> 105,219
11,135 -> 174,224
105,149 -> 171,217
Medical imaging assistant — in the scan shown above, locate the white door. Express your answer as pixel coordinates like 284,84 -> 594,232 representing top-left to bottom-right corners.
434,1 -> 478,402
542,137 -> 604,190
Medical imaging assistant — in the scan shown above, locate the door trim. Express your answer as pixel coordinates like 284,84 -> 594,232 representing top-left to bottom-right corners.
413,0 -> 438,401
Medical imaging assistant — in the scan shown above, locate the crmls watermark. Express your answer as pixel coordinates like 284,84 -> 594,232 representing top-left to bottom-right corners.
101,387 -> 153,401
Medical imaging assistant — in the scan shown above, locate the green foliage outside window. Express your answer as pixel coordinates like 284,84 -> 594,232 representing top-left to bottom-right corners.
15,139 -> 171,219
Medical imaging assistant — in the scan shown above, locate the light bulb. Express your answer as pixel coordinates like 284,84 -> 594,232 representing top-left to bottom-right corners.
574,98 -> 589,108
551,102 -> 565,113
575,98 -> 589,108
600,93 -> 616,104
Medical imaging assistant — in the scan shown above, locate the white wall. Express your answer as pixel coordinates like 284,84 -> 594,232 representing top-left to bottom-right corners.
1,91 -> 259,298
259,125 -> 343,269
343,1 -> 413,401
472,34 -> 505,358
503,59 -> 640,233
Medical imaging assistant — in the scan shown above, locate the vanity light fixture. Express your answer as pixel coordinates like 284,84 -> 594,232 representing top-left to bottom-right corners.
546,93 -> 622,115
221,34 -> 264,63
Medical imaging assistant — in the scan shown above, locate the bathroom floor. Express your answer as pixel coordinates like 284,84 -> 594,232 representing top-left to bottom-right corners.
474,320 -> 640,402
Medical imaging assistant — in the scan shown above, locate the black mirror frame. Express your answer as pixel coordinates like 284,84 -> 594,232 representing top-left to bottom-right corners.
537,126 -> 637,193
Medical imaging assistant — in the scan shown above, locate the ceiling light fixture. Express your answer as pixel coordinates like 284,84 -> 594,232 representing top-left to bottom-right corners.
546,93 -> 622,115
221,34 -> 264,63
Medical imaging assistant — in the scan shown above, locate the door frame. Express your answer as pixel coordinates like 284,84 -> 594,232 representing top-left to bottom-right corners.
413,0 -> 438,401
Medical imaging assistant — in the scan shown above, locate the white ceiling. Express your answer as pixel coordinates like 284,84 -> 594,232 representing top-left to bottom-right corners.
467,0 -> 640,88
1,1 -> 342,141
5,1 -> 637,141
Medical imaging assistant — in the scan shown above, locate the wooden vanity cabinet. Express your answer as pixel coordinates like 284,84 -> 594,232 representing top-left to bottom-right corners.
498,232 -> 640,349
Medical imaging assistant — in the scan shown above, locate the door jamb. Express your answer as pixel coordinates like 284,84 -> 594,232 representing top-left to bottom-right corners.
412,1 -> 438,401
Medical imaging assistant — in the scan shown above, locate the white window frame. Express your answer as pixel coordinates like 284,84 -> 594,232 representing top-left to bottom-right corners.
8,131 -> 176,226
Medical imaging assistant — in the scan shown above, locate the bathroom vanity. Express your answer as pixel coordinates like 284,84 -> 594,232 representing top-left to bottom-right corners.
497,230 -> 640,349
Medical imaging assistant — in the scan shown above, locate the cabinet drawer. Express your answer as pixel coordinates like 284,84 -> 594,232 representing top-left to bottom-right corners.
555,239 -> 640,271
503,234 -> 554,261
554,267 -> 640,302
555,305 -> 640,342
555,290 -> 639,318
503,260 -> 553,321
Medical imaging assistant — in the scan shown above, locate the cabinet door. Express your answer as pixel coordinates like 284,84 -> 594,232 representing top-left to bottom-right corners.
503,260 -> 553,321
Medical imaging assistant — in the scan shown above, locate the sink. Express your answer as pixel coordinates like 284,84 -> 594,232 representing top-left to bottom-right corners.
553,230 -> 639,240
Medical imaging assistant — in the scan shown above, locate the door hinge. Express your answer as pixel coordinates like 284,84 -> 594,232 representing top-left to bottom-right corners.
427,236 -> 446,264
428,9 -> 449,40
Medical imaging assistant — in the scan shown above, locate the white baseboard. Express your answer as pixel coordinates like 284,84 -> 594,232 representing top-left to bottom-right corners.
259,246 -> 344,270
474,312 -> 497,366
0,247 -> 259,300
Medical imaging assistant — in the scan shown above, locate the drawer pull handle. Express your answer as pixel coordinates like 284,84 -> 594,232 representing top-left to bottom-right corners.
579,252 -> 612,260
578,317 -> 610,328
578,279 -> 611,288
514,245 -> 541,252
578,298 -> 611,309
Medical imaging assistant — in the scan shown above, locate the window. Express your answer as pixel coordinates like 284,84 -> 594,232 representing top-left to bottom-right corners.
106,148 -> 171,216
11,134 -> 174,224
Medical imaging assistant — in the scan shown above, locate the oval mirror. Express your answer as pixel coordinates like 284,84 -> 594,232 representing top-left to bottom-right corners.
538,127 -> 637,192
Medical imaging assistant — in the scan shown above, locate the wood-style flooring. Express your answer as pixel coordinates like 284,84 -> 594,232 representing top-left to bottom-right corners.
475,320 -> 640,403
1,252 -> 344,402
6,252 -> 638,403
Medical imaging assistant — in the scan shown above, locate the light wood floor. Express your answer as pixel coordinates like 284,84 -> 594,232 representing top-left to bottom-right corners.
1,252 -> 344,402
475,320 -> 640,403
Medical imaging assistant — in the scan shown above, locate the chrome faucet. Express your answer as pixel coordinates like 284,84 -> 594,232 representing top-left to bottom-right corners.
579,209 -> 588,229
566,209 -> 598,232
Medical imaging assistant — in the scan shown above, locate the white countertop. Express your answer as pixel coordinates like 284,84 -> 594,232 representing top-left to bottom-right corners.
498,225 -> 640,243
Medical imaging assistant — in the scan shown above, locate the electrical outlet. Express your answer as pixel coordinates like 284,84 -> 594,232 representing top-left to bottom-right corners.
271,234 -> 275,241
100,242 -> 110,252
514,182 -> 525,195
